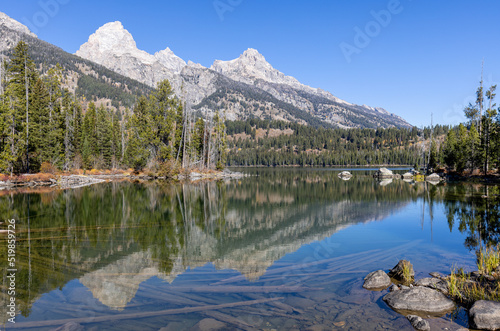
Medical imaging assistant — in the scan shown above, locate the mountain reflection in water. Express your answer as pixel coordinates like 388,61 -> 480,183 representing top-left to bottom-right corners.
0,169 -> 498,330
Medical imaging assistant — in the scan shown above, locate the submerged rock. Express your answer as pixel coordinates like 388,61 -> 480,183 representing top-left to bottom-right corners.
407,315 -> 430,331
383,286 -> 455,315
469,300 -> 500,330
388,260 -> 415,281
429,272 -> 445,280
188,318 -> 227,331
53,322 -> 84,331
363,270 -> 391,290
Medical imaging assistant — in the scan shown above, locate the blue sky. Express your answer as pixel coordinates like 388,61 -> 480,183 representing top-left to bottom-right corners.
2,0 -> 499,127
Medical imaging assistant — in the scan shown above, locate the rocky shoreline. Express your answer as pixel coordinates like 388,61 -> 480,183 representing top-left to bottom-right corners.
0,169 -> 248,192
364,260 -> 500,330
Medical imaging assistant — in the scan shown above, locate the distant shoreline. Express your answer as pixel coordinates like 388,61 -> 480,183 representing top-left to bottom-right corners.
0,169 -> 248,193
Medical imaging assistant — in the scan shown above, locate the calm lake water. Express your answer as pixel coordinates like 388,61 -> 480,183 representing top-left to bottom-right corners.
1,168 -> 499,330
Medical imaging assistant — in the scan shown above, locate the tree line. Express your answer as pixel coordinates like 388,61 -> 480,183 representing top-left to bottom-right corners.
226,118 -> 448,167
0,41 -> 227,175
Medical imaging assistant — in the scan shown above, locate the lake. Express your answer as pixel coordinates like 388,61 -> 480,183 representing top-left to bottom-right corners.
1,168 -> 499,330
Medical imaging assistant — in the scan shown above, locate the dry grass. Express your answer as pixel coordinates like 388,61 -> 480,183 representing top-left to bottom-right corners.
40,162 -> 57,174
477,245 -> 500,275
448,267 -> 500,306
401,260 -> 414,285
448,246 -> 500,306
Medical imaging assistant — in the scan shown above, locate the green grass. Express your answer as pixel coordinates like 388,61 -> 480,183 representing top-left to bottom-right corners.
447,268 -> 500,305
447,246 -> 500,306
401,260 -> 414,285
477,245 -> 500,275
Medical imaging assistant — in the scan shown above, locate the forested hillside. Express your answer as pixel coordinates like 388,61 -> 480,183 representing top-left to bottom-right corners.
0,25 -> 151,110
226,118 -> 449,167
0,42 -> 225,175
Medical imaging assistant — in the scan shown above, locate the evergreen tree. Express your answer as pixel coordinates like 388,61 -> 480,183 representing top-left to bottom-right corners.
110,109 -> 121,168
482,85 -> 497,174
468,123 -> 481,171
124,96 -> 150,170
96,105 -> 112,168
213,110 -> 227,170
3,41 -> 38,173
443,129 -> 458,169
81,102 -> 98,169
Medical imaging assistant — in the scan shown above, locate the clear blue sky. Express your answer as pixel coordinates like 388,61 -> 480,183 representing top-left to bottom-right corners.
2,0 -> 500,127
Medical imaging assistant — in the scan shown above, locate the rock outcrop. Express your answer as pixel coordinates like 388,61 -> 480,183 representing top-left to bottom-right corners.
0,12 -> 36,38
469,300 -> 500,331
383,286 -> 455,315
363,270 -> 391,290
407,315 -> 430,331
388,260 -> 414,282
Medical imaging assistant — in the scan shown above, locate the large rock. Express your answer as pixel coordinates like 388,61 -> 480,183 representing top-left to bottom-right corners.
407,315 -> 430,331
388,260 -> 414,281
375,167 -> 394,178
383,286 -> 455,315
363,270 -> 391,290
425,173 -> 441,182
469,300 -> 500,330
402,172 -> 413,179
414,277 -> 448,294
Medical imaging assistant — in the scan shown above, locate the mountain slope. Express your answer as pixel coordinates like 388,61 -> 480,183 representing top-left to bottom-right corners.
75,21 -> 412,128
0,16 -> 151,110
0,13 -> 412,128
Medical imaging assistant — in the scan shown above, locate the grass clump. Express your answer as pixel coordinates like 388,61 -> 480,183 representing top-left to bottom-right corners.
447,267 -> 500,306
447,246 -> 500,307
477,245 -> 500,275
401,260 -> 414,284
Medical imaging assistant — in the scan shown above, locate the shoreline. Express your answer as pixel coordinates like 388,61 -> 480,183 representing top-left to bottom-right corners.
0,168 -> 497,194
0,169 -> 249,193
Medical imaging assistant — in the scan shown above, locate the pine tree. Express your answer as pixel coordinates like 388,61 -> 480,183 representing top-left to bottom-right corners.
29,77 -> 50,170
213,110 -> 227,170
468,123 -> 481,171
3,41 -> 38,173
124,96 -> 150,170
111,109 -> 121,168
443,129 -> 458,169
192,118 -> 205,164
455,124 -> 469,172
96,105 -> 112,168
483,85 -> 497,174
81,102 -> 98,169
44,65 -> 64,168
149,80 -> 179,162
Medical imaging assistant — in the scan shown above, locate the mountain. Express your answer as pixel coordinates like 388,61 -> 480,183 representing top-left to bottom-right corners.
76,21 -> 411,128
0,14 -> 152,110
0,12 -> 411,128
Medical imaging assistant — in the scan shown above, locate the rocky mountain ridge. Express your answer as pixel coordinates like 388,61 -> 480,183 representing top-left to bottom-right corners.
75,20 -> 410,128
0,12 -> 411,128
